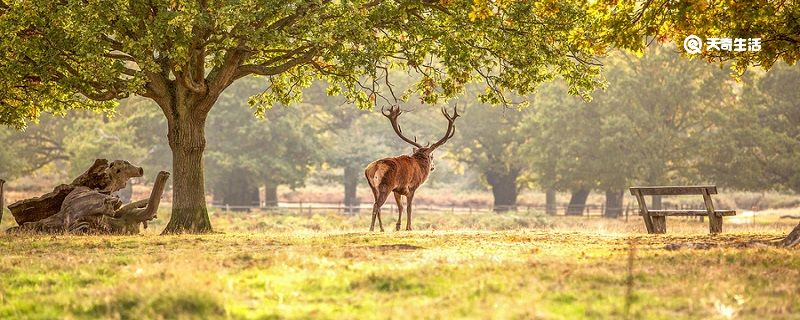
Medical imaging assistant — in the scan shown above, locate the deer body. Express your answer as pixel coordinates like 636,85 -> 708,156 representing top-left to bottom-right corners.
366,154 -> 431,195
365,106 -> 458,232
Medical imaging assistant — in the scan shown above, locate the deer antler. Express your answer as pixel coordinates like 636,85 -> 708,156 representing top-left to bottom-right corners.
382,105 -> 424,148
428,105 -> 460,151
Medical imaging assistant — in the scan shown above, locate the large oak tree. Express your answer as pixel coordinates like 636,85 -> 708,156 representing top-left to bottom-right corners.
1,0 -> 614,233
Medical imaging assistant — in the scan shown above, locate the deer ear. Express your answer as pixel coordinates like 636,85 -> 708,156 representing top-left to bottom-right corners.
412,147 -> 418,153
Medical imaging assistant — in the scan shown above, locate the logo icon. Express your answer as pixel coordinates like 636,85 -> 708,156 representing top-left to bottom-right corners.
683,35 -> 703,54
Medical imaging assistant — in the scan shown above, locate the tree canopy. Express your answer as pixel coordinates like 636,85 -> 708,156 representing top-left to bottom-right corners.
626,0 -> 800,73
0,0 -> 610,128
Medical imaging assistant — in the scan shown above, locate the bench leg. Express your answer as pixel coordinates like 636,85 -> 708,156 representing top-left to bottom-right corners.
652,216 -> 666,234
709,215 -> 722,234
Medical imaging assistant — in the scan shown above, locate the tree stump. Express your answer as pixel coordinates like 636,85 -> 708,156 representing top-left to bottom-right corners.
6,159 -> 169,235
8,159 -> 144,224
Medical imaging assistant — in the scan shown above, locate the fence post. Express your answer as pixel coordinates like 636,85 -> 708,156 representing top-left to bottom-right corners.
299,201 -> 303,215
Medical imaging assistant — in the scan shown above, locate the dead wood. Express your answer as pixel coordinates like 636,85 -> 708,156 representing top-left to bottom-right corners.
11,171 -> 169,235
8,159 -> 143,225
781,223 -> 800,248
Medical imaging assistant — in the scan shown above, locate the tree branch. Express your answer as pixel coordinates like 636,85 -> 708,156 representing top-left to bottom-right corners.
234,47 -> 319,79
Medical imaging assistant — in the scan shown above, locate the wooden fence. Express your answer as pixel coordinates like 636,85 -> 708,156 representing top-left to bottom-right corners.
209,201 -> 635,217
208,201 -> 730,223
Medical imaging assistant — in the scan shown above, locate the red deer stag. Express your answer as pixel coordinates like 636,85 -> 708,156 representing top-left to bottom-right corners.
365,105 -> 459,232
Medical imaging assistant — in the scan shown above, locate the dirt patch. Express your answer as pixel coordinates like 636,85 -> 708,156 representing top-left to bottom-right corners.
664,239 -> 781,250
368,244 -> 424,251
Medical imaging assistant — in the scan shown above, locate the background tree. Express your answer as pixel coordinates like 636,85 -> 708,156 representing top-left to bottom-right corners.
522,83 -> 601,215
453,101 -> 529,212
0,115 -> 70,180
63,116 -> 146,179
206,77 -> 323,209
601,45 -> 733,210
319,110 -> 393,213
302,81 -> 379,213
1,0 -> 614,233
522,45 -> 734,216
124,98 -> 173,175
702,64 -> 800,193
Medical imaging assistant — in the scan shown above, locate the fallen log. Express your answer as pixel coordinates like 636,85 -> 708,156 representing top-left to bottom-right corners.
8,159 -> 144,224
11,171 -> 170,235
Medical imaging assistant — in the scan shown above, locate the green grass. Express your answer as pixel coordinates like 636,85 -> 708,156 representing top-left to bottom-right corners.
1,209 -> 799,319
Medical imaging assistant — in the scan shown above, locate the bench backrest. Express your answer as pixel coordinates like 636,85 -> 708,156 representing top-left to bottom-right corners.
629,185 -> 717,196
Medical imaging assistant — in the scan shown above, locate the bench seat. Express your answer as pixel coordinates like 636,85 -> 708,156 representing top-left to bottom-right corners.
639,210 -> 736,217
630,185 -> 735,234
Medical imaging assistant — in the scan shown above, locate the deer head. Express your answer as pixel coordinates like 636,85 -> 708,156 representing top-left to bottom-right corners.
381,105 -> 460,171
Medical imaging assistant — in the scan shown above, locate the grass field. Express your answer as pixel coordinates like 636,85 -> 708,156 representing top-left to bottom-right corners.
1,209 -> 799,319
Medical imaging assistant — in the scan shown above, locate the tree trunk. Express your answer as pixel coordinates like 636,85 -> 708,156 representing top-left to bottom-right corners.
214,168 -> 259,211
604,189 -> 624,218
163,119 -> 212,234
486,169 -> 519,212
566,189 -> 590,215
343,166 -> 360,214
263,179 -> 278,208
545,189 -> 556,215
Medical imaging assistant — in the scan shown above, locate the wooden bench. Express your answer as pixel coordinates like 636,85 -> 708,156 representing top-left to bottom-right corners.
629,186 -> 736,234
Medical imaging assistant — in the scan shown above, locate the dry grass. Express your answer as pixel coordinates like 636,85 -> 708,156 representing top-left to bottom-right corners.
1,208 -> 799,319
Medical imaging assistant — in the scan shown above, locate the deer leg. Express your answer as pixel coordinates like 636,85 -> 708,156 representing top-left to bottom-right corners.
368,182 -> 379,232
371,190 -> 389,232
369,202 -> 377,232
406,191 -> 415,231
394,192 -> 404,231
